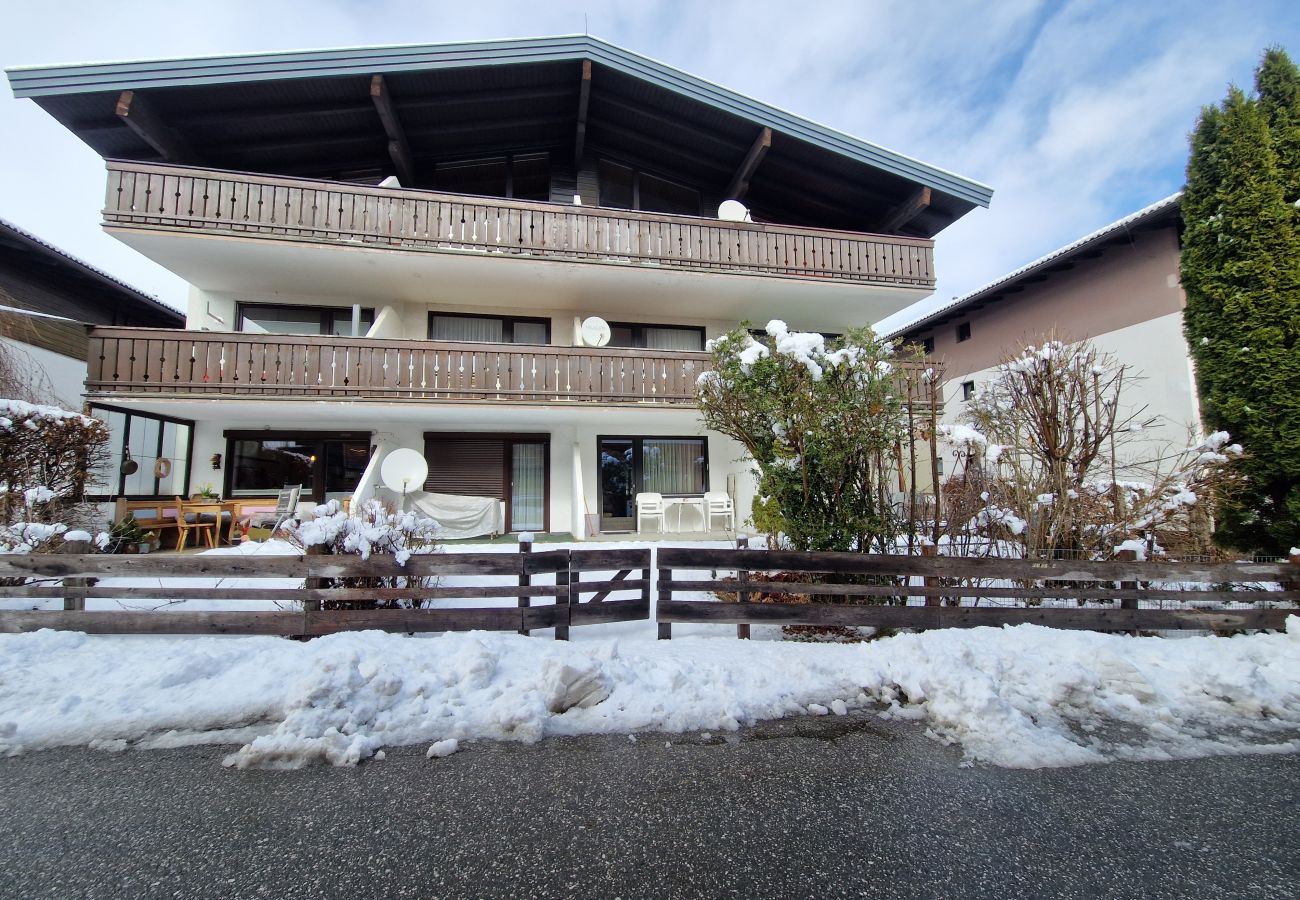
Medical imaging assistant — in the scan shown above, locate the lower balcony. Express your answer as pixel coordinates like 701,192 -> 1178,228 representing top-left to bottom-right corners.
86,327 -> 710,406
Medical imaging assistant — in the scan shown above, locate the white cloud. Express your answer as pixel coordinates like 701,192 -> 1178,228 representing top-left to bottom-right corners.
1,0 -> 1297,318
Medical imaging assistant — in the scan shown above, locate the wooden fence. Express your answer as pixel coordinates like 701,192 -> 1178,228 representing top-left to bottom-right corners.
656,547 -> 1300,638
0,545 -> 651,638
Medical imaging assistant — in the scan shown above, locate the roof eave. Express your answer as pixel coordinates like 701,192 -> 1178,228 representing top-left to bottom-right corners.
7,34 -> 993,210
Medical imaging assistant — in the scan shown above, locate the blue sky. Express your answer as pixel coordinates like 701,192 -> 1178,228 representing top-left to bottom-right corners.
2,0 -> 1299,329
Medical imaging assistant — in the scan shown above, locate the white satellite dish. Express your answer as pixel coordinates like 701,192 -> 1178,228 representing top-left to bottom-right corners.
718,199 -> 750,222
380,448 -> 429,500
580,316 -> 611,347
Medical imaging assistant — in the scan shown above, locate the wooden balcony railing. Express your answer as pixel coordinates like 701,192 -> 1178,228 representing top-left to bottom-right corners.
103,161 -> 935,288
86,328 -> 712,405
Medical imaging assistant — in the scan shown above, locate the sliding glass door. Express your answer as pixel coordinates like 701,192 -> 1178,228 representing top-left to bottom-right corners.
598,436 -> 708,532
510,442 -> 546,532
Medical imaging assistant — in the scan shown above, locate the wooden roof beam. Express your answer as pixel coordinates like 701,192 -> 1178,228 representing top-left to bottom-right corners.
725,127 -> 771,201
369,75 -> 415,185
574,60 -> 592,168
115,91 -> 198,164
879,186 -> 931,233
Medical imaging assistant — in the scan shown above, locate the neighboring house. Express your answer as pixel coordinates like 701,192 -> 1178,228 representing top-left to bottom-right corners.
887,194 -> 1198,476
7,35 -> 991,534
0,216 -> 182,408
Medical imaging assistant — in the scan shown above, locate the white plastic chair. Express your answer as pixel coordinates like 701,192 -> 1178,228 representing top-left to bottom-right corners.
703,490 -> 735,531
635,492 -> 665,533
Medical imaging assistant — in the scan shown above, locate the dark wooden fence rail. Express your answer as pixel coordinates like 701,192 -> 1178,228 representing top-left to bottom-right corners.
0,546 -> 652,638
104,160 -> 936,288
656,548 -> 1300,637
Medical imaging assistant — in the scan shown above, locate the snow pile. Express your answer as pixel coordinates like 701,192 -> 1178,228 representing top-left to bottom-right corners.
0,399 -> 100,430
2,620 -> 1298,770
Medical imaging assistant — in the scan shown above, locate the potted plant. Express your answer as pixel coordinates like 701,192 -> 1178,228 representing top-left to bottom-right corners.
108,513 -> 152,554
194,483 -> 220,500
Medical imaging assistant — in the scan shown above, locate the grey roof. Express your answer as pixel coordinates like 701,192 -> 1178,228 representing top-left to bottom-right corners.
7,35 -> 992,211
0,217 -> 184,322
884,193 -> 1181,340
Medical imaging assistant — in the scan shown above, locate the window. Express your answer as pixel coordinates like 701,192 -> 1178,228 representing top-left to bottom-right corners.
598,435 -> 709,531
922,336 -> 935,355
598,160 -> 701,216
89,405 -> 194,500
428,312 -> 551,345
434,153 -> 551,201
936,459 -> 944,476
423,433 -> 549,532
961,381 -> 976,402
956,322 -> 972,343
239,303 -> 374,337
608,322 -> 705,352
225,431 -> 371,503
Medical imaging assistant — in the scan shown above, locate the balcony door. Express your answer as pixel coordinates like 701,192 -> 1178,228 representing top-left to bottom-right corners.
598,436 -> 709,532
423,433 -> 549,533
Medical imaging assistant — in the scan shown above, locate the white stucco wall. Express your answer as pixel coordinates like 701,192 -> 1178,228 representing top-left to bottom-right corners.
0,337 -> 87,408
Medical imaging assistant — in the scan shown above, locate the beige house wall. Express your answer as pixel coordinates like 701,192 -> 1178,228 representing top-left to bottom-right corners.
911,225 -> 1185,380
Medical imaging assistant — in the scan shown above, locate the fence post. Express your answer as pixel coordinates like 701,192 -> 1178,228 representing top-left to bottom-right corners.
657,564 -> 673,640
921,542 -> 939,607
554,550 -> 571,642
59,541 -> 92,611
518,535 -> 533,637
300,545 -> 324,640
736,534 -> 751,639
1116,548 -> 1138,635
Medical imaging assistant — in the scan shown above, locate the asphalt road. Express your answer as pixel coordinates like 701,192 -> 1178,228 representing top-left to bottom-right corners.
2,714 -> 1297,900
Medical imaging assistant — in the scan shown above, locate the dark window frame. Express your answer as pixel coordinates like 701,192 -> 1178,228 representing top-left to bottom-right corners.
88,404 -> 196,501
956,321 -> 972,343
432,151 -> 551,201
597,158 -> 702,216
427,311 -> 552,345
607,321 -> 706,351
922,336 -> 935,355
223,430 -> 372,503
596,434 -> 710,499
961,381 -> 976,402
237,302 -> 375,336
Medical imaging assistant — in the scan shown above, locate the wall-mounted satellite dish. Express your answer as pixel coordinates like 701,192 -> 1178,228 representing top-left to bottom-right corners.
380,448 -> 429,499
718,199 -> 750,222
580,316 -> 611,348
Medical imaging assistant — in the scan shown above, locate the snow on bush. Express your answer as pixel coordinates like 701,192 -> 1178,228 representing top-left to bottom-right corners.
1,620 -> 1298,769
280,499 -> 441,609
941,337 -> 1243,558
0,398 -> 109,539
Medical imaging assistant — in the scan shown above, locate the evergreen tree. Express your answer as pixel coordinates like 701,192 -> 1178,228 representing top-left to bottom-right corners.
1181,51 -> 1300,555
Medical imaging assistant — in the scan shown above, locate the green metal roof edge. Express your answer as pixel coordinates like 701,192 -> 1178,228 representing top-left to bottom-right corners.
6,35 -> 993,209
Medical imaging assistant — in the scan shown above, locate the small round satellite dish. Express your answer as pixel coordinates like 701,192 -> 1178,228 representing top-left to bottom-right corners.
580,316 -> 611,348
380,448 -> 429,494
718,199 -> 749,222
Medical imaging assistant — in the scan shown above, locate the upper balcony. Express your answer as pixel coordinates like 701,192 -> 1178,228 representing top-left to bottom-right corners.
102,162 -> 936,329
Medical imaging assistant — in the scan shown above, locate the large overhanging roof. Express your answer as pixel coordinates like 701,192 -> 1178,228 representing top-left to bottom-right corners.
7,35 -> 992,238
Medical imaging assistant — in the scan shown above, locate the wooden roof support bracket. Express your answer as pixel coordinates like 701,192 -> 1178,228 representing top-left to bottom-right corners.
115,90 -> 198,164
880,186 -> 932,233
574,60 -> 592,169
725,126 -> 772,201
370,75 -> 416,186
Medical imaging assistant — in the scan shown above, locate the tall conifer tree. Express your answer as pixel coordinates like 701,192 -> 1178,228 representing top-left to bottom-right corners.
1181,50 -> 1300,554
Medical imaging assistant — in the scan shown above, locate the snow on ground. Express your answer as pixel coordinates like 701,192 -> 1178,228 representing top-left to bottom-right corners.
2,536 -> 1298,770
1,615 -> 1298,770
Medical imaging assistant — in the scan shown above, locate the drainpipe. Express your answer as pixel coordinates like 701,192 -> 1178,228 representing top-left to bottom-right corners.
572,441 -> 586,539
